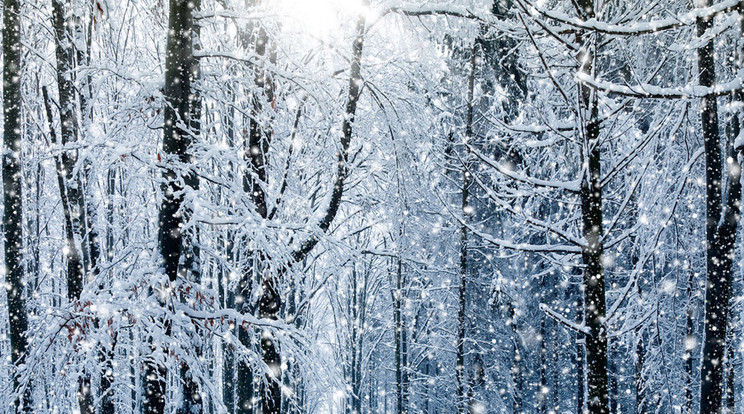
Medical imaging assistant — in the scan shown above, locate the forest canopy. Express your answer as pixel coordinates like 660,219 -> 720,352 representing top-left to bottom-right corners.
0,0 -> 742,413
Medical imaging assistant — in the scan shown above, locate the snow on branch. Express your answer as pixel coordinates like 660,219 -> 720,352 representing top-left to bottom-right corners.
576,72 -> 744,99
539,303 -> 589,334
469,144 -> 581,192
380,2 -> 487,21
466,221 -> 583,253
520,0 -> 741,36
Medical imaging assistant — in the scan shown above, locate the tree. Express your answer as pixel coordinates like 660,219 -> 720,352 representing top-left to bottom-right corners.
697,1 -> 744,412
3,0 -> 31,410
147,0 -> 202,412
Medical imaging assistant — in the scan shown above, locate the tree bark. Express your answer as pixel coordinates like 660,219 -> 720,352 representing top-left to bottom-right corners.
456,41 -> 477,414
51,0 -> 85,302
50,3 -> 91,407
395,257 -> 406,414
685,269 -> 695,414
697,1 -> 744,412
508,301 -> 523,414
150,0 -> 202,412
575,1 -> 609,413
3,0 -> 31,410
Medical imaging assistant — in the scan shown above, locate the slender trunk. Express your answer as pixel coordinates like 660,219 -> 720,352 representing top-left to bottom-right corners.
101,167 -> 116,414
44,76 -> 94,414
3,0 -> 31,409
539,316 -> 548,414
50,3 -> 93,409
457,42 -> 477,414
698,2 -> 744,412
106,168 -> 116,260
635,327 -> 646,414
402,317 -> 409,412
158,0 -> 194,284
725,337 -> 735,413
552,330 -> 559,413
580,94 -> 608,414
685,269 -> 695,414
424,359 -> 431,414
509,302 -> 523,414
350,268 -> 362,414
223,232 -> 237,413
51,0 -> 85,302
577,292 -> 585,414
180,0 -> 203,410
575,0 -> 608,411
236,267 -> 254,414
240,19 -> 271,414
698,0 -> 725,408
395,257 -> 405,414
150,0 -> 200,412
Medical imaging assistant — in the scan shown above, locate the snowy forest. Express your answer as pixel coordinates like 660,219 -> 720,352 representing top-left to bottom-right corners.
3,0 -> 744,413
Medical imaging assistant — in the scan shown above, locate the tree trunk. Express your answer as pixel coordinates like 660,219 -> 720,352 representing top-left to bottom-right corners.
697,1 -> 744,412
395,257 -> 405,414
223,232 -> 237,413
697,0 -> 726,409
456,42 -> 477,414
577,291 -> 585,414
51,0 -> 85,304
725,338 -> 735,413
350,267 -> 362,414
50,4 -> 94,409
685,269 -> 695,414
239,18 -> 271,414
150,0 -> 201,412
508,302 -> 523,414
575,1 -> 609,412
3,0 -> 31,410
635,326 -> 646,414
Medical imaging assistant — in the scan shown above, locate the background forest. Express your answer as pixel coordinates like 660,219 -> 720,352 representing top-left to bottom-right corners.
0,0 -> 742,413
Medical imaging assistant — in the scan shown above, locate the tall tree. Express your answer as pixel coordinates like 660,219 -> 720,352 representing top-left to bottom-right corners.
3,0 -> 31,410
49,1 -> 96,412
147,0 -> 202,412
455,42 -> 477,414
697,0 -> 743,412
574,1 -> 609,412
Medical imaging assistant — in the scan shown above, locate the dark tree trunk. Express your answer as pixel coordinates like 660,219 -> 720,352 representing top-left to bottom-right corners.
508,302 -> 523,414
3,0 -> 31,410
350,267 -> 363,414
456,42 -> 477,414
539,316 -> 547,414
150,0 -> 201,412
697,0 -> 726,409
51,0 -> 85,304
635,325 -> 646,414
395,257 -> 406,414
238,19 -> 272,414
575,1 -> 609,412
223,233 -> 237,413
685,269 -> 695,414
50,3 -> 93,409
577,291 -> 585,414
725,338 -> 735,413
580,97 -> 609,414
158,0 -> 195,284
697,1 -> 744,413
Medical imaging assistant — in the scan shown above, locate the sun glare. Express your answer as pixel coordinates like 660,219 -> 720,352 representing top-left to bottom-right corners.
276,0 -> 367,38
